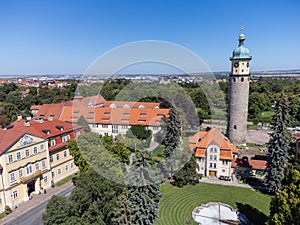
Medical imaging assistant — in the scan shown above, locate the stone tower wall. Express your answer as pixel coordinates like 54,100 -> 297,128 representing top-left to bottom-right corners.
227,75 -> 250,145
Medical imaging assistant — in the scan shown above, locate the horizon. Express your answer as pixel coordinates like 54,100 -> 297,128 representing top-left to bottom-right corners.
0,0 -> 299,74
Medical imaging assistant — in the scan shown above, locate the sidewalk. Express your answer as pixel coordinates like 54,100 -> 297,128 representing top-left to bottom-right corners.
199,177 -> 252,188
0,181 -> 74,224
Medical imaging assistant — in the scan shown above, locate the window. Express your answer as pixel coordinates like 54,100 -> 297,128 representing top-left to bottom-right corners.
10,172 -> 16,182
210,155 -> 213,160
73,111 -> 79,114
153,126 -> 159,130
233,78 -> 236,82
214,148 -> 217,153
8,154 -> 13,163
12,190 -> 18,199
123,104 -> 130,108
88,111 -> 94,114
56,153 -> 60,161
75,130 -> 81,137
140,113 -> 146,116
25,149 -> 30,158
104,111 -> 110,115
51,171 -> 55,178
58,168 -> 62,175
33,147 -> 38,154
234,125 -> 237,129
26,165 -> 33,175
213,163 -> 217,169
112,125 -> 118,134
222,169 -> 225,173
121,119 -> 129,122
222,160 -> 228,165
50,155 -> 53,163
50,139 -> 56,147
210,148 -> 213,153
241,77 -> 244,82
44,176 -> 48,184
63,150 -> 67,158
35,162 -> 39,171
138,120 -> 146,122
65,165 -> 69,172
157,114 -> 164,117
138,105 -> 145,108
123,113 -> 129,116
71,162 -> 74,169
62,134 -> 70,143
16,152 -> 21,161
121,125 -> 128,129
40,144 -> 45,152
102,124 -> 108,128
214,155 -> 217,161
209,163 -> 213,168
42,160 -> 46,168
18,169 -> 23,178
109,104 -> 116,108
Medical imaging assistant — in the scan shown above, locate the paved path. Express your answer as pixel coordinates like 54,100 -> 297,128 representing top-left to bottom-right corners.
1,181 -> 74,225
199,177 -> 252,188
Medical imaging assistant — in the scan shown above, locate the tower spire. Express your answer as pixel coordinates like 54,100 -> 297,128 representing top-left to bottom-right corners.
238,27 -> 245,46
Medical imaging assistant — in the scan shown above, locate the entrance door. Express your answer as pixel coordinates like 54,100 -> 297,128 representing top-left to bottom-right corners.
209,171 -> 216,177
27,180 -> 36,196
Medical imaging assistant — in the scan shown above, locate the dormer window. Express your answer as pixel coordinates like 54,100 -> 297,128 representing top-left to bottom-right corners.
104,112 -> 110,115
123,104 -> 130,108
42,129 -> 51,135
138,105 -> 145,108
110,103 -> 116,108
55,125 -> 64,131
140,113 -> 146,116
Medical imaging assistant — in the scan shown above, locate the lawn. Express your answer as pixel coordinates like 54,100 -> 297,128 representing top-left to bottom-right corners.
157,183 -> 270,225
55,174 -> 77,186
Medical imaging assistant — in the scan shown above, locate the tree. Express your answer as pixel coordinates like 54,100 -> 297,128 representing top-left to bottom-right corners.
127,150 -> 161,225
267,166 -> 300,225
126,125 -> 152,141
67,139 -> 90,173
266,92 -> 291,194
76,115 -> 91,133
172,156 -> 201,188
42,195 -> 71,225
163,106 -> 181,178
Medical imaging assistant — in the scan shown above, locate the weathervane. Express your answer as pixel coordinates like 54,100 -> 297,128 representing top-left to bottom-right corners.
240,27 -> 244,34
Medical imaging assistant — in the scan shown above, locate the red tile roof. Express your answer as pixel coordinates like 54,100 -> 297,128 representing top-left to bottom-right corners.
231,158 -> 267,170
0,119 -> 82,154
31,95 -> 168,126
189,128 -> 238,160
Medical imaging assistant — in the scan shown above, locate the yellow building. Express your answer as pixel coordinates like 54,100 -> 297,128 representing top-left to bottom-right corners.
0,118 -> 83,213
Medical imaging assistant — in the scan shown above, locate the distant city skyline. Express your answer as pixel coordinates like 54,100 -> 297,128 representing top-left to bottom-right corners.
0,0 -> 299,75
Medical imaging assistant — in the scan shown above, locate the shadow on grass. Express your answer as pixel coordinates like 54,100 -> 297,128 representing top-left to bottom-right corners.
236,202 -> 268,225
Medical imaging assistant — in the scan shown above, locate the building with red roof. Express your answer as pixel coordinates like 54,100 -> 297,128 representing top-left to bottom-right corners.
31,94 -> 169,136
0,118 -> 83,213
189,128 -> 238,178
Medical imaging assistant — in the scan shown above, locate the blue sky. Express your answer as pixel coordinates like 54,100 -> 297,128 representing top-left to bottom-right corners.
0,0 -> 299,74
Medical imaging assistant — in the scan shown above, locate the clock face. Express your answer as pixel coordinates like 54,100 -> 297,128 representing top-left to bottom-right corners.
246,62 -> 249,68
234,62 -> 239,68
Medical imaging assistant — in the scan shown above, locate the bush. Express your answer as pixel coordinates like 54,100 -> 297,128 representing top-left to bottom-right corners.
5,205 -> 12,215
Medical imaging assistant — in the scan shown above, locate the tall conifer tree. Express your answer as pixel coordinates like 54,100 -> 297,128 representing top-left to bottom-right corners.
163,106 -> 181,178
266,92 -> 291,194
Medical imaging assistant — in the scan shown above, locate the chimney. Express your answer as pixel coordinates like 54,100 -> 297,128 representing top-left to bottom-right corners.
39,117 -> 44,123
26,115 -> 31,121
24,120 -> 30,127
17,114 -> 22,121
48,115 -> 54,121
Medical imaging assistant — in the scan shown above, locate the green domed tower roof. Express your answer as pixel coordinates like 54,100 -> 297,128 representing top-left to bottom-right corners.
230,33 -> 252,60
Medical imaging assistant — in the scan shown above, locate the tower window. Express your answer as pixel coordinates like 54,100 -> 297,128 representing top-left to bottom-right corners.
242,69 -> 244,72
241,78 -> 244,82
235,70 -> 238,73
242,62 -> 244,65
234,125 -> 237,129
233,78 -> 236,82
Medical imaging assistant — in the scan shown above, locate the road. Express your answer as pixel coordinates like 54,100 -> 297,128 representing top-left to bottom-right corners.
4,186 -> 74,225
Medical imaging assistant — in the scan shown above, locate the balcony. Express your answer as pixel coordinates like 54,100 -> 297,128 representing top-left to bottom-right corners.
20,170 -> 42,183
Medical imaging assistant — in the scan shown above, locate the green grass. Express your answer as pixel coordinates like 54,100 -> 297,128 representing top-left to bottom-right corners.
0,212 -> 6,219
157,183 -> 270,225
152,145 -> 165,157
55,174 -> 77,187
247,124 -> 260,130
246,142 -> 267,148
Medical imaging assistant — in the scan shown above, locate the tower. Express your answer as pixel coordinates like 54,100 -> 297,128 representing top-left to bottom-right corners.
227,31 -> 252,146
